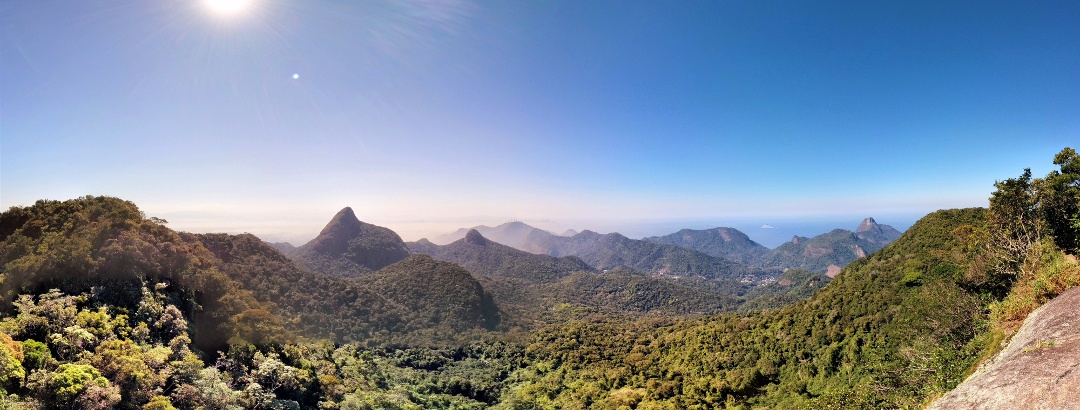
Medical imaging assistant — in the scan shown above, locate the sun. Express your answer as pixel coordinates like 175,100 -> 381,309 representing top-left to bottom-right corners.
204,0 -> 253,15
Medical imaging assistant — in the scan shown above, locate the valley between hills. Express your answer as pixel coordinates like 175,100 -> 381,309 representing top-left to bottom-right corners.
0,148 -> 1078,409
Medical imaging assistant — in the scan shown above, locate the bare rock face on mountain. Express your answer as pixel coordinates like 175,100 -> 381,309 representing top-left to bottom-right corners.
929,286 -> 1080,410
293,207 -> 411,278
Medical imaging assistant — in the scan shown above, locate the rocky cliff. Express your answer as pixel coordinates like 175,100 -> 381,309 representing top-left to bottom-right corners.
929,286 -> 1080,409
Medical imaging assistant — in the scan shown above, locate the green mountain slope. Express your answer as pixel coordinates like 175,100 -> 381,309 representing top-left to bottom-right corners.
184,232 -> 501,346
541,268 -> 742,315
357,254 -> 501,332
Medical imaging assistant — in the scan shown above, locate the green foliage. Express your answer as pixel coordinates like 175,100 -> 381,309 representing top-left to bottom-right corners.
28,363 -> 120,408
989,240 -> 1080,327
0,196 -> 280,353
141,395 -> 177,410
0,333 -> 24,393
359,255 -> 501,333
21,340 -> 50,371
541,270 -> 740,315
738,269 -> 831,313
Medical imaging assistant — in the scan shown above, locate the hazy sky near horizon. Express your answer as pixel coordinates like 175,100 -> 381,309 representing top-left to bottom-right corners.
3,0 -> 1078,245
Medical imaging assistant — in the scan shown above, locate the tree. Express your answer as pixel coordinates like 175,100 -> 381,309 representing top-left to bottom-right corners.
0,332 -> 25,393
1041,147 -> 1080,253
987,168 -> 1042,279
27,363 -> 121,408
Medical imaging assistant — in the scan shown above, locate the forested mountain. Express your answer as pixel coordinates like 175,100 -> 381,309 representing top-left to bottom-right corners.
406,229 -> 595,282
0,197 -> 501,351
493,148 -> 1080,409
496,208 -> 1003,408
1,148 -> 1077,409
356,255 -> 501,332
644,227 -> 771,264
758,217 -> 903,275
291,207 -> 410,278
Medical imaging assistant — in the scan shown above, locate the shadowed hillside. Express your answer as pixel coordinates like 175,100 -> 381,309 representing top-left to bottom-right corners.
291,207 -> 411,278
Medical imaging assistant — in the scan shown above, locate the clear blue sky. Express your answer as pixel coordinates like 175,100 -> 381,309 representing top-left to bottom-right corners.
3,0 -> 1078,245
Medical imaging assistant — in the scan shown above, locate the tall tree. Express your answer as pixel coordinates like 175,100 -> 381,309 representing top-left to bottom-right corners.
1041,147 -> 1080,253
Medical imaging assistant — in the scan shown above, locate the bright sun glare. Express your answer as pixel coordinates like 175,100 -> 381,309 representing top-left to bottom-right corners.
204,0 -> 252,15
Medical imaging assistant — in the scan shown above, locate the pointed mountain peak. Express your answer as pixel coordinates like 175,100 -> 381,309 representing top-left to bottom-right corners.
464,229 -> 489,245
318,206 -> 363,237
856,217 -> 880,233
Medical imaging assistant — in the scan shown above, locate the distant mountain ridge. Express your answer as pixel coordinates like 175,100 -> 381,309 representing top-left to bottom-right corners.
643,227 -> 770,264
430,218 -> 901,276
427,222 -> 768,282
406,229 -> 596,282
527,229 -> 770,281
409,231 -> 766,319
636,217 -> 902,275
758,217 -> 902,275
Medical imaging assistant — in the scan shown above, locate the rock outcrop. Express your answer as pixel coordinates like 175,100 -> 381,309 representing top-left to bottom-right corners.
929,286 -> 1080,409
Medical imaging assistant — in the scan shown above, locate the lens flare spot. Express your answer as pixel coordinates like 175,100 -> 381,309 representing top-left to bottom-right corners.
204,0 -> 252,15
